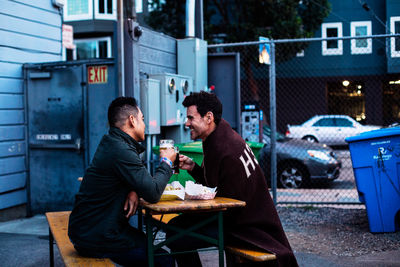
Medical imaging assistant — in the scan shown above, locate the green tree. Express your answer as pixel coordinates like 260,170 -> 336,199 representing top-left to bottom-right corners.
146,0 -> 331,44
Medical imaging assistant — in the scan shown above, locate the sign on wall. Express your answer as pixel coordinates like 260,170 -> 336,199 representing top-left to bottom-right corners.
88,65 -> 108,84
62,24 -> 75,49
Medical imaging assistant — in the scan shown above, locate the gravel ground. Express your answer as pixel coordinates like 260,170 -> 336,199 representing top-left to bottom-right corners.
277,206 -> 400,258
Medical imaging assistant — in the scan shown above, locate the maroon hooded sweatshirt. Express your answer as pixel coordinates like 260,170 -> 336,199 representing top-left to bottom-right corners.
189,119 -> 298,267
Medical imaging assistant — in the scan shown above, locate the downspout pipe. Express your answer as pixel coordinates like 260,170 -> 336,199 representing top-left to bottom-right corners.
118,0 -> 125,96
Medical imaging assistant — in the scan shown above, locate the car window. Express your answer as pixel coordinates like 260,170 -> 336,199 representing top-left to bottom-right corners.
263,126 -> 285,141
335,118 -> 353,127
312,118 -> 335,127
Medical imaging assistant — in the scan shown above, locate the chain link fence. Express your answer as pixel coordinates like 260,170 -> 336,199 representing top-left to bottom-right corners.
208,34 -> 400,205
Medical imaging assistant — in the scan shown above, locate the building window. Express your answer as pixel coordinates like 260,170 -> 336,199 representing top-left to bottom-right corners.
64,37 -> 112,60
327,81 -> 366,123
136,0 -> 143,13
322,22 -> 343,56
390,16 -> 400,57
383,80 -> 400,126
148,0 -> 166,12
64,0 -> 93,21
95,0 -> 116,20
350,21 -> 372,54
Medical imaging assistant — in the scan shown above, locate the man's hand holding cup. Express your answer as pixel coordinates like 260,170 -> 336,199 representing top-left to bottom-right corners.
159,139 -> 178,173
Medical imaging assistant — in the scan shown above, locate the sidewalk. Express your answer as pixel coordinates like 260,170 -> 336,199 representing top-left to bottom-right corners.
0,214 -> 399,267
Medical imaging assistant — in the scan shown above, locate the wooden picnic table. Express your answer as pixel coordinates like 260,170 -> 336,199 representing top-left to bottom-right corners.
139,197 -> 246,267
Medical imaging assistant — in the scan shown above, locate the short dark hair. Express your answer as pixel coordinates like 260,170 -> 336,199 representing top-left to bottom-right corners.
108,97 -> 139,127
182,92 -> 222,124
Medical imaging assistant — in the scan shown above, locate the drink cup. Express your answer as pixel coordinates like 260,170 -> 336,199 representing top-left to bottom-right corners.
159,139 -> 179,173
159,139 -> 174,150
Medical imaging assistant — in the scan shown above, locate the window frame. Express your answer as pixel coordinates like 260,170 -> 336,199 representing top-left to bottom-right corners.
334,118 -> 354,127
136,0 -> 143,13
321,22 -> 343,56
63,36 -> 112,61
94,0 -> 117,20
390,16 -> 400,58
64,0 -> 93,21
350,21 -> 372,54
313,118 -> 335,127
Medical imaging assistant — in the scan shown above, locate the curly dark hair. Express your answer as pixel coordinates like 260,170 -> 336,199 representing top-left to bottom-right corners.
108,97 -> 139,127
182,91 -> 223,124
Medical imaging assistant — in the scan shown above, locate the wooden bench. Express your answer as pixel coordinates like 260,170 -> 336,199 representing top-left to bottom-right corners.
147,212 -> 276,265
45,211 -> 115,267
225,245 -> 276,266
150,213 -> 179,224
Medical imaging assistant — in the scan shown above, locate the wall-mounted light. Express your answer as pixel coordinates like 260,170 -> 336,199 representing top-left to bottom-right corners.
52,0 -> 65,8
127,19 -> 143,42
342,80 -> 350,87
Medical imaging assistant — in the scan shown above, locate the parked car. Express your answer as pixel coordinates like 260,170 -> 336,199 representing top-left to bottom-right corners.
259,125 -> 341,189
285,115 -> 380,146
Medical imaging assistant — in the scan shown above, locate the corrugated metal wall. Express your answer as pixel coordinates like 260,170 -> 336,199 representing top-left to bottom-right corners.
0,0 -> 62,210
139,27 -> 177,75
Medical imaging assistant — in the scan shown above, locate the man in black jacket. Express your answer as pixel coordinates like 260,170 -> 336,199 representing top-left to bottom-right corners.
68,97 -> 175,266
168,92 -> 298,267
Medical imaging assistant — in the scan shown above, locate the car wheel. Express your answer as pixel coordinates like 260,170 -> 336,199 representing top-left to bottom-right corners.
278,162 -> 309,189
302,135 -> 318,143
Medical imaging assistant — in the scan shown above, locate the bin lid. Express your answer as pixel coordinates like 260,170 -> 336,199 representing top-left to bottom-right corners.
176,141 -> 203,153
152,141 -> 265,154
345,127 -> 400,143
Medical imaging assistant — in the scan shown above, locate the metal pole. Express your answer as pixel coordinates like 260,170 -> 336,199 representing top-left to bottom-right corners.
118,0 -> 125,96
146,135 -> 151,171
218,211 -> 224,267
195,0 -> 204,39
152,135 -> 157,175
186,0 -> 195,37
269,42 -> 277,205
146,212 -> 154,267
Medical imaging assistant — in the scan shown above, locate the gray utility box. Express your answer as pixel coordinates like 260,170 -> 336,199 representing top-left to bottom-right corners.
24,59 -> 118,214
178,38 -> 207,92
140,78 -> 161,135
242,110 -> 261,142
149,73 -> 193,127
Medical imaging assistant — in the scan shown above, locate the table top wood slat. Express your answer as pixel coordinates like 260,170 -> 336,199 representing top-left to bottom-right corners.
140,197 -> 246,213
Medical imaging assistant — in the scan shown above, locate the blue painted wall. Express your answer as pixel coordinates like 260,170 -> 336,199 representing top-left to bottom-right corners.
0,0 -> 62,210
277,0 -> 391,78
387,0 -> 400,73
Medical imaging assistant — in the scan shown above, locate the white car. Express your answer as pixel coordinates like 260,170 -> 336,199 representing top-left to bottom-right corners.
286,115 -> 380,146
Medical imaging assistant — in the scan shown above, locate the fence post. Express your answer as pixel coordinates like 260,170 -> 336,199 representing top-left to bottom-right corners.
269,41 -> 277,205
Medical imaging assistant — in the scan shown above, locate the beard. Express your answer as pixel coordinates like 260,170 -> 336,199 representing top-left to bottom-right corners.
190,129 -> 199,140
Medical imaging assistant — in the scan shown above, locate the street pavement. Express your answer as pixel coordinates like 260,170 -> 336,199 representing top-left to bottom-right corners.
0,214 -> 399,267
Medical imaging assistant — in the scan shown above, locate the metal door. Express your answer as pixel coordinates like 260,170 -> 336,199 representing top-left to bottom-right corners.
26,64 -> 85,214
208,53 -> 241,133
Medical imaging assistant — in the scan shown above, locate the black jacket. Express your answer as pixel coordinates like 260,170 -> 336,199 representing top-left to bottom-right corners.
68,127 -> 172,251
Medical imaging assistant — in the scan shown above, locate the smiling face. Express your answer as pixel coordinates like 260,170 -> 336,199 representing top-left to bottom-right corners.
185,105 -> 214,141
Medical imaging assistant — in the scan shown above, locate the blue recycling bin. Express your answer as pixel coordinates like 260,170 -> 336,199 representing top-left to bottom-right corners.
346,127 -> 400,233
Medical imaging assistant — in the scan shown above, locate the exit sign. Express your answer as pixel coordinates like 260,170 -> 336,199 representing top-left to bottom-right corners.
88,65 -> 108,84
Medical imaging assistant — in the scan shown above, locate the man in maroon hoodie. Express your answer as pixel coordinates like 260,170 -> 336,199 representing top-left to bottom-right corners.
166,92 -> 298,267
